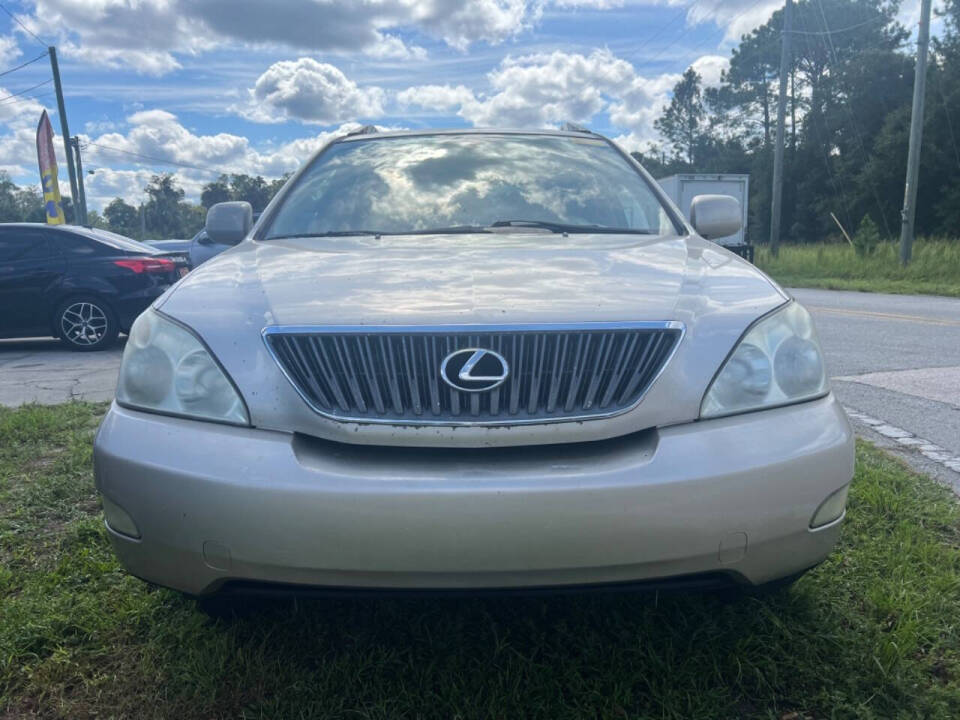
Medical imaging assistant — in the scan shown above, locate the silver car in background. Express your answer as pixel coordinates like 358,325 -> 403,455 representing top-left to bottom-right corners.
93,128 -> 854,598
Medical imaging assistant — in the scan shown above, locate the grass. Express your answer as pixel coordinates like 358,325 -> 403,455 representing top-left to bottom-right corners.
754,238 -> 960,297
1,403 -> 959,719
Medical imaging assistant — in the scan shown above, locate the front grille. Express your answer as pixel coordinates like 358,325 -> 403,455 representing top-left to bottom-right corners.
264,323 -> 682,425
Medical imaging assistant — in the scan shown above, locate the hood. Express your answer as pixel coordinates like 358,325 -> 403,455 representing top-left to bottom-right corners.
161,232 -> 782,327
156,233 -> 788,447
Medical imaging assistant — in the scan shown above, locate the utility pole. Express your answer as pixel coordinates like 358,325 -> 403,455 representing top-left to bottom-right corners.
769,0 -> 792,257
139,203 -> 146,240
48,46 -> 82,223
899,0 -> 933,266
69,137 -> 88,226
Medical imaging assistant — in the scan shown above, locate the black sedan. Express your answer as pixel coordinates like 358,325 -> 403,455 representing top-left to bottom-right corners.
0,223 -> 189,351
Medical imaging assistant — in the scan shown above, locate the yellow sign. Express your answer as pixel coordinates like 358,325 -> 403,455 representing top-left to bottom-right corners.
36,110 -> 65,225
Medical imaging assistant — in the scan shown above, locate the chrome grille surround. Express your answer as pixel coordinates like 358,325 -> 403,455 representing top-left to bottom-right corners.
263,322 -> 684,426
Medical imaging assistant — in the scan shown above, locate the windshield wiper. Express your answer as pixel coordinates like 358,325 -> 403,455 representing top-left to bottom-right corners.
489,220 -> 654,235
402,225 -> 492,235
265,231 -> 387,240
266,223 -> 655,239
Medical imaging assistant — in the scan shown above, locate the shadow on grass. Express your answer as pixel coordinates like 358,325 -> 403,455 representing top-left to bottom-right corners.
126,577 -> 861,719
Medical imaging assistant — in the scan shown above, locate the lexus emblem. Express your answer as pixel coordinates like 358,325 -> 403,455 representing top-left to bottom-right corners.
440,348 -> 510,392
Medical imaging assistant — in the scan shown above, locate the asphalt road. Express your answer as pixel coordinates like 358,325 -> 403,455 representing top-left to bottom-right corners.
0,338 -> 124,406
2,288 -> 958,484
791,288 -> 960,486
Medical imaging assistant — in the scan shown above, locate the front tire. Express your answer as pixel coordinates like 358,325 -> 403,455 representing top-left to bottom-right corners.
55,297 -> 119,351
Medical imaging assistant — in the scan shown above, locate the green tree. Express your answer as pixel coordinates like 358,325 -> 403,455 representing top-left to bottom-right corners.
852,214 -> 882,256
229,174 -> 271,211
200,173 -> 289,212
200,175 -> 231,208
84,210 -> 109,230
268,173 -> 292,200
179,202 -> 206,236
0,172 -> 20,221
722,21 -> 781,149
655,68 -> 705,167
15,186 -> 46,223
104,198 -> 140,237
143,174 -> 185,239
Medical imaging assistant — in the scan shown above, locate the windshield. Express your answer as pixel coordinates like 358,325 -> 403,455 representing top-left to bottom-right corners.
263,133 -> 681,239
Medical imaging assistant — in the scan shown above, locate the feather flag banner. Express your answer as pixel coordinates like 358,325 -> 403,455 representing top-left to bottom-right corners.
36,110 -> 66,225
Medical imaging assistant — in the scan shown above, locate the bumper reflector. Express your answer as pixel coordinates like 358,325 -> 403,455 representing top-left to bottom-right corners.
101,494 -> 141,538
810,484 -> 850,529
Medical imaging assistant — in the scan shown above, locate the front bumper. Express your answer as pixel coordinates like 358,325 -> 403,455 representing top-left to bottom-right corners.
94,395 -> 854,596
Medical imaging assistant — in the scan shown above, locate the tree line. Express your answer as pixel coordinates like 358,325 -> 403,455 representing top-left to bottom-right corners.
635,0 -> 960,246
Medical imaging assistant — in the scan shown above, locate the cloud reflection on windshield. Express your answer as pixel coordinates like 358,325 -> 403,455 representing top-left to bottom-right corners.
266,133 -> 678,238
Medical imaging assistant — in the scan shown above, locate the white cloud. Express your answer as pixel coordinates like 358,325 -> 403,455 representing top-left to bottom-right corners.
552,0 -> 625,8
606,71 -> 681,147
238,59 -> 385,125
394,48 -> 732,150
92,109 -> 253,169
0,35 -> 20,67
415,0 -> 537,51
61,42 -> 183,76
673,0 -> 782,42
20,0 -> 550,74
469,49 -> 637,126
364,33 -> 428,61
690,54 -> 729,87
397,84 -> 478,112
22,0 -> 202,76
396,49 -> 684,144
83,119 -> 119,135
0,90 -> 62,178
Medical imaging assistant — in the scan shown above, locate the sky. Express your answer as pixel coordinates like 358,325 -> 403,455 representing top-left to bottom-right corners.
0,0 -> 939,211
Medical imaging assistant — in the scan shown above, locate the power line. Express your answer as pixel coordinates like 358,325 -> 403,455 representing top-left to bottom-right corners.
0,49 -> 48,78
0,88 -> 53,106
788,15 -> 885,36
0,2 -> 47,49
83,141 -> 232,176
628,2 -> 696,57
0,77 -> 51,103
646,0 -> 770,66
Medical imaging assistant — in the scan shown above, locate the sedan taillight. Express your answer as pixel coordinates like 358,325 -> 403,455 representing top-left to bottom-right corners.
114,257 -> 177,274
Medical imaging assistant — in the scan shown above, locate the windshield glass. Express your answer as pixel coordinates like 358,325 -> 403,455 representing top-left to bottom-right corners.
263,133 -> 680,238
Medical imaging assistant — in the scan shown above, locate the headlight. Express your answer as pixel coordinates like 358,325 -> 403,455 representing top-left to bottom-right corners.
116,309 -> 248,425
701,302 -> 828,418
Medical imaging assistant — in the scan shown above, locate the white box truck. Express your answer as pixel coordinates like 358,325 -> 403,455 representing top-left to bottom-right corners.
657,174 -> 751,259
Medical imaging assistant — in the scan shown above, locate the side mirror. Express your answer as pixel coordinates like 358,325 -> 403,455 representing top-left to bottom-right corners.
196,231 -> 213,245
689,195 -> 742,240
205,201 -> 253,246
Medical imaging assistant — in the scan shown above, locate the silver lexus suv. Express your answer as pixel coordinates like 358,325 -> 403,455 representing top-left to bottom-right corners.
93,128 -> 854,598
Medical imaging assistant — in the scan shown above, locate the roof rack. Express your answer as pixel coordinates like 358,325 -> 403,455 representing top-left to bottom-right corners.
559,121 -> 594,135
343,124 -> 380,137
